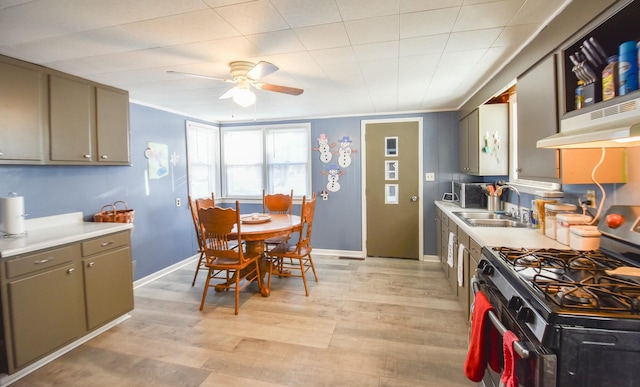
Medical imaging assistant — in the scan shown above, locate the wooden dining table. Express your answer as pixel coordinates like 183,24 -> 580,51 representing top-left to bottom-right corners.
231,213 -> 301,296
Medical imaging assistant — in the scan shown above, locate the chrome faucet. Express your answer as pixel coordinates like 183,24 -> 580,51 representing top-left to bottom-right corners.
496,185 -> 521,220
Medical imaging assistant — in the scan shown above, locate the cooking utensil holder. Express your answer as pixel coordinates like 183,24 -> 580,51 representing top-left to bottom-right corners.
487,196 -> 502,212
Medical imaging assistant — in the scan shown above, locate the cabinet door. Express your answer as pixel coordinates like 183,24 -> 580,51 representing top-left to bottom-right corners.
467,109 -> 479,174
447,223 -> 458,296
49,75 -> 93,162
516,55 -> 560,181
83,246 -> 133,330
456,228 -> 470,318
0,61 -> 44,161
8,263 -> 84,369
96,87 -> 130,164
459,115 -> 469,173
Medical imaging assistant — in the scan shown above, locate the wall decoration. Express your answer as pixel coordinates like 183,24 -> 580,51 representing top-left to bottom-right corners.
334,135 -> 357,168
313,133 -> 335,163
385,160 -> 398,180
322,163 -> 344,192
145,142 -> 169,179
385,136 -> 398,156
385,184 -> 399,204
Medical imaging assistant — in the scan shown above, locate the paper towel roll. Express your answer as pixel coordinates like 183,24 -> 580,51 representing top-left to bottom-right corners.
1,195 -> 25,235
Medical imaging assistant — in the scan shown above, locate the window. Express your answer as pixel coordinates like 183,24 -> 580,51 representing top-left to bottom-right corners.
186,121 -> 220,199
222,123 -> 311,198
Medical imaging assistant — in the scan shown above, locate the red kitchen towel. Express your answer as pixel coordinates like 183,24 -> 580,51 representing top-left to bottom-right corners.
501,330 -> 520,387
464,291 -> 502,382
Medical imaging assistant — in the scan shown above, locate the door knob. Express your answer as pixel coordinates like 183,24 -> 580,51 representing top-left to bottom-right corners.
410,196 -> 418,202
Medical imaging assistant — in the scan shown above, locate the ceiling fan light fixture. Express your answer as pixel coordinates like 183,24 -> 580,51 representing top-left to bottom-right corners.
232,87 -> 256,107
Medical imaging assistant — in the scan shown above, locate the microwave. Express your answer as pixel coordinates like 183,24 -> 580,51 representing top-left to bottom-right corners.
452,182 -> 487,209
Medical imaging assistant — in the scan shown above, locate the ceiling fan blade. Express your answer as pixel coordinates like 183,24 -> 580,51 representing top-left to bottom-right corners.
219,87 -> 236,99
255,82 -> 304,96
247,61 -> 279,80
167,70 -> 234,83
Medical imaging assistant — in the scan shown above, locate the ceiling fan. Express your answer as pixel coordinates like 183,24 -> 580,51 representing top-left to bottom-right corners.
167,61 -> 303,107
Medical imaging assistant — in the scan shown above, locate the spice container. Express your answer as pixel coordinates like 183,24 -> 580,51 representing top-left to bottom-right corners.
575,80 -> 584,109
618,41 -> 638,95
556,214 -> 593,245
570,226 -> 601,250
544,203 -> 578,240
602,55 -> 618,101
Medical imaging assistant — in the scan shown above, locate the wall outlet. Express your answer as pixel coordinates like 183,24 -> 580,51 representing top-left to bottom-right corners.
585,190 -> 596,208
425,172 -> 435,181
175,198 -> 181,207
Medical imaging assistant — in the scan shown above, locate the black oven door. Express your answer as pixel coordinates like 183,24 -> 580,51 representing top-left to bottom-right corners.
473,276 -> 557,387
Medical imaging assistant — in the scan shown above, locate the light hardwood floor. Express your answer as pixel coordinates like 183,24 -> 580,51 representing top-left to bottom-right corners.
12,255 -> 473,386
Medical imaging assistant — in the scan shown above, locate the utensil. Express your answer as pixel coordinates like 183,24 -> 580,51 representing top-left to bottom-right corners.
569,54 -> 587,82
583,40 -> 602,66
589,37 -> 609,63
581,45 -> 599,68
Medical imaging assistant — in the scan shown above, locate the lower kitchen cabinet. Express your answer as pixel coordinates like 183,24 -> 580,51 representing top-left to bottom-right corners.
456,228 -> 470,319
0,230 -> 133,374
447,222 -> 458,296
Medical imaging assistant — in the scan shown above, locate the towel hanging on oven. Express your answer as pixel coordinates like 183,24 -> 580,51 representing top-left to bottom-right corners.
500,330 -> 520,387
464,290 -> 502,382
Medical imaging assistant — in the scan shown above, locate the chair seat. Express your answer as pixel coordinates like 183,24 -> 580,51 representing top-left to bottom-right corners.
268,243 -> 310,257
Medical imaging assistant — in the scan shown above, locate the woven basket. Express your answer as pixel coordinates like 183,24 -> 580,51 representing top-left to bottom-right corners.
94,200 -> 135,223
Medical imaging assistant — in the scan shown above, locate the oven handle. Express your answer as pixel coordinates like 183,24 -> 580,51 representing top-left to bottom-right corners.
471,276 -> 531,359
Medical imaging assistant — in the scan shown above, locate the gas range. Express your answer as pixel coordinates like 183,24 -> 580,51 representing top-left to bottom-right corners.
474,205 -> 640,387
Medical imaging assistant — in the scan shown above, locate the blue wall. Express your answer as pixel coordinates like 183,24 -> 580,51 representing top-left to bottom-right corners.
0,104 -> 458,280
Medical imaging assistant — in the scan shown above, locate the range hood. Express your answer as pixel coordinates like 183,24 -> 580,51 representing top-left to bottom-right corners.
537,95 -> 640,149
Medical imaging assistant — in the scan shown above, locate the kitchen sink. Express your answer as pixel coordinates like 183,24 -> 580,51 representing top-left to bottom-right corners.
453,212 -> 512,220
453,212 -> 528,228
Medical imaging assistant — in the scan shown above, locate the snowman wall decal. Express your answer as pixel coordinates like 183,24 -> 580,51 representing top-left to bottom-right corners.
322,163 -> 344,192
334,135 -> 357,168
312,133 -> 335,164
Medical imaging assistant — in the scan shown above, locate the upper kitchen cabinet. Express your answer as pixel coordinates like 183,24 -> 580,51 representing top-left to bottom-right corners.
516,54 -> 560,181
0,58 -> 46,163
561,0 -> 640,117
0,54 -> 130,166
460,103 -> 508,176
49,74 -> 130,165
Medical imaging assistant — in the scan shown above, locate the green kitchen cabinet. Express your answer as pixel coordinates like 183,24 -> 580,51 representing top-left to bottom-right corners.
0,58 -> 46,163
0,231 -> 133,374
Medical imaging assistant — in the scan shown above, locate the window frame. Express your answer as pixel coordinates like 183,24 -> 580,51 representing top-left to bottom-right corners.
185,120 -> 221,200
221,123 -> 311,199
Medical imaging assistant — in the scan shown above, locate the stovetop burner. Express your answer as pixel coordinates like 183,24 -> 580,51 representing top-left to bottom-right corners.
490,246 -> 640,313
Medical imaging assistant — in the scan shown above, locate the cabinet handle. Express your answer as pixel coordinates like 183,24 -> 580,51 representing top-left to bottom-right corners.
67,268 -> 75,274
83,154 -> 91,159
101,155 -> 108,159
87,262 -> 95,268
34,257 -> 54,265
100,241 -> 114,247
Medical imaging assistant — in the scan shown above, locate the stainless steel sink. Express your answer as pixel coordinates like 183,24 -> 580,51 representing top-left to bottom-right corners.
453,212 -> 512,220
453,212 -> 528,228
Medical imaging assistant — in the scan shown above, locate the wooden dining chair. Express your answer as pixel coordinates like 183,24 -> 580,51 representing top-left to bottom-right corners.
267,193 -> 318,296
198,201 -> 263,314
187,194 -> 211,286
262,189 -> 294,250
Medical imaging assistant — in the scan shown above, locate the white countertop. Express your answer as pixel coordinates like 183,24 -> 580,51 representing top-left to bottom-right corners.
436,201 -> 569,249
0,212 -> 133,258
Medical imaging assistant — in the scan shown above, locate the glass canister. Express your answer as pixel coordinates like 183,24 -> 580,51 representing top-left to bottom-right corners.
544,203 -> 577,240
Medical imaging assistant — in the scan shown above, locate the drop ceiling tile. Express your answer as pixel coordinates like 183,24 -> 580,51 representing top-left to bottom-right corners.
214,0 -> 289,35
400,0 -> 462,13
271,0 -> 342,28
438,48 -> 487,68
453,0 -> 525,32
246,30 -> 306,55
336,0 -> 399,20
118,10 -> 239,46
445,28 -> 503,52
294,23 -> 350,50
399,34 -> 448,56
353,41 -> 399,62
310,46 -> 357,66
0,0 -> 208,45
400,7 -> 459,38
345,15 -> 399,46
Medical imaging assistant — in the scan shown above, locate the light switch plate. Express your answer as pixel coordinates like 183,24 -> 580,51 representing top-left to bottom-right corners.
425,172 -> 435,181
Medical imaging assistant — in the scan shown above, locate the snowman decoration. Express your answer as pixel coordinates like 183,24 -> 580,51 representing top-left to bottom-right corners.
334,135 -> 357,168
322,163 -> 344,192
313,133 -> 335,164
